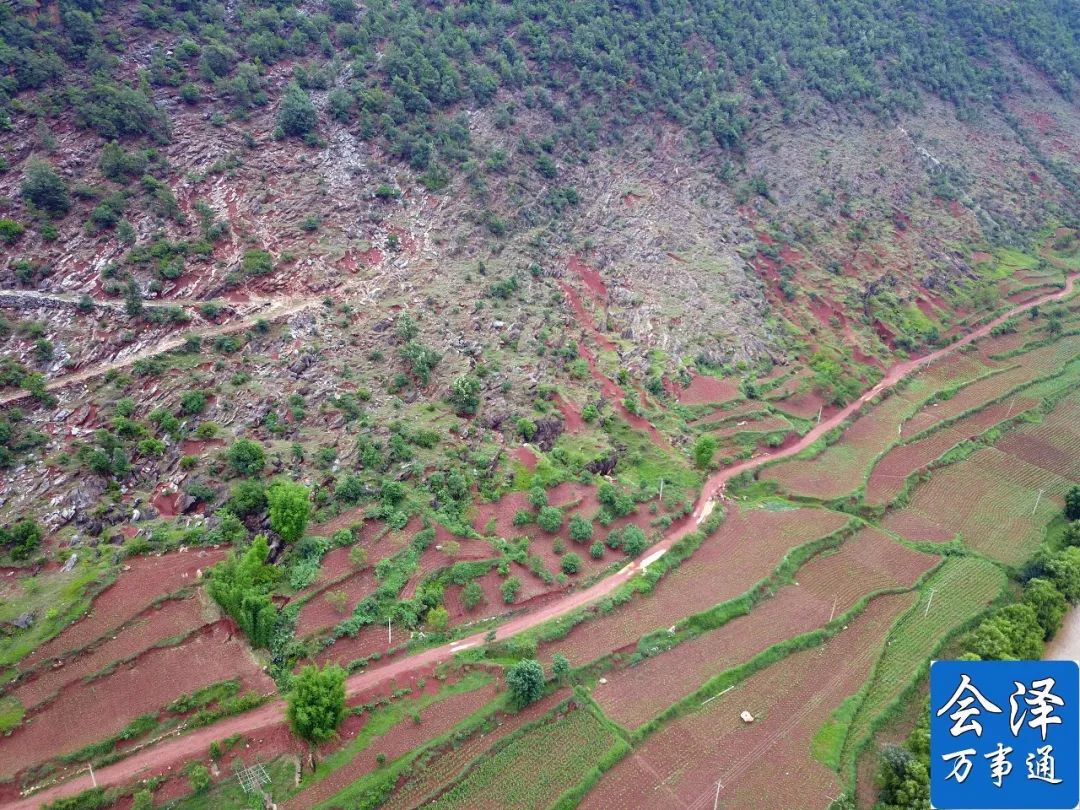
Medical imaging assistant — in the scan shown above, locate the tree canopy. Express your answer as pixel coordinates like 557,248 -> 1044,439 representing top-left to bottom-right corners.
287,663 -> 347,746
267,478 -> 311,543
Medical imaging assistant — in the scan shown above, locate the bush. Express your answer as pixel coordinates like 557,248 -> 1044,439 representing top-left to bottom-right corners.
505,659 -> 544,708
186,762 -> 211,793
462,580 -> 484,610
179,389 -> 207,415
589,541 -> 604,559
22,159 -> 70,217
267,478 -> 311,543
560,552 -> 582,574
0,518 -> 43,560
277,83 -> 318,137
500,576 -> 521,604
568,514 -> 593,543
242,249 -> 274,276
537,506 -> 563,533
528,486 -> 548,509
228,480 -> 266,518
449,374 -> 482,415
621,525 -> 648,557
227,439 -> 265,476
0,219 -> 24,245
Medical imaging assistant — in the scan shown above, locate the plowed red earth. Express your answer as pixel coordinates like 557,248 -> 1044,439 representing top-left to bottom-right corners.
540,507 -> 848,667
22,548 -> 225,669
581,592 -> 915,810
866,396 -> 1039,505
296,569 -> 379,637
0,621 -> 272,779
594,528 -> 933,728
677,374 -> 741,405
13,595 -> 210,709
284,681 -> 501,810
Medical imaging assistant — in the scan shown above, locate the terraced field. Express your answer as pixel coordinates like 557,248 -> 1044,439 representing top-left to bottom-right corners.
836,556 -> 1008,777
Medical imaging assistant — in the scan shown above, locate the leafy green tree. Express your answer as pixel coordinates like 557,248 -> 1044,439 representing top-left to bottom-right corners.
207,535 -> 279,647
227,439 -> 266,476
1047,547 -> 1080,602
179,390 -> 207,415
966,603 -> 1044,660
537,506 -> 563,533
551,653 -> 570,683
277,83 -> 317,137
21,158 -> 70,217
287,663 -> 347,752
692,435 -> 718,469
449,374 -> 482,415
267,479 -> 311,543
1066,486 -> 1080,521
0,519 -> 43,560
568,514 -> 594,543
505,659 -> 544,708
528,486 -> 548,509
621,525 -> 648,557
876,744 -> 930,810
1024,578 -> 1067,639
560,552 -> 582,574
461,580 -> 484,610
425,605 -> 450,632
500,576 -> 521,604
228,480 -> 266,518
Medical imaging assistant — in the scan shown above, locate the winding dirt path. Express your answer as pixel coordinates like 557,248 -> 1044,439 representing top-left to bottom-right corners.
0,295 -> 320,407
11,273 -> 1075,809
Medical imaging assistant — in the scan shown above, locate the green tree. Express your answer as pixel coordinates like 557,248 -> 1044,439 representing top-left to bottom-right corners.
692,435 -> 718,469
621,525 -> 648,557
505,659 -> 544,709
1066,486 -> 1080,521
551,653 -> 570,683
207,535 -> 279,647
528,486 -> 548,509
461,580 -> 484,610
287,663 -> 347,754
560,552 -> 582,574
1024,578 -> 1067,639
876,744 -> 930,810
179,389 -> 207,415
267,478 -> 311,543
568,514 -> 594,543
0,519 -> 43,560
537,506 -> 563,533
425,605 -> 450,632
500,576 -> 521,604
277,83 -> 317,137
227,439 -> 266,476
449,375 -> 482,415
1047,547 -> 1080,602
228,480 -> 267,518
21,158 -> 70,217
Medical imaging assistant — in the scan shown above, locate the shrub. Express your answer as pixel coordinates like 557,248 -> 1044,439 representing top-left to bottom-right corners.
0,219 -> 24,245
277,83 -> 317,137
528,486 -> 548,509
227,439 -> 265,476
228,480 -> 266,518
462,580 -> 484,610
242,249 -> 273,276
267,478 -> 311,543
537,506 -> 563,533
621,525 -> 648,557
21,159 -> 70,217
568,514 -> 594,543
505,659 -> 544,708
560,552 -> 582,575
500,576 -> 521,604
179,390 -> 208,415
185,762 -> 211,793
589,541 -> 604,559
349,545 -> 368,568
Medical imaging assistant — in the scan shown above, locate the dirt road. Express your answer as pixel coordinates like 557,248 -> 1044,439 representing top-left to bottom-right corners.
11,273 -> 1075,809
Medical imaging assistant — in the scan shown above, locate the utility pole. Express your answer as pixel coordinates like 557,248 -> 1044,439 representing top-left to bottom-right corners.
924,587 -> 936,618
388,618 -> 392,646
829,593 -> 838,623
89,763 -> 97,788
714,778 -> 724,810
659,478 -> 664,502
1032,489 -> 1044,516
817,405 -> 823,424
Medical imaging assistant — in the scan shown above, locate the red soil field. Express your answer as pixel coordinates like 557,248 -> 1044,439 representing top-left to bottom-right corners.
284,680 -> 501,810
0,621 -> 273,780
380,688 -> 572,810
677,373 -> 741,405
866,396 -> 1040,505
772,389 -> 830,420
595,529 -> 933,728
539,507 -> 849,667
399,536 -> 496,599
580,592 -> 915,810
13,595 -> 210,709
22,548 -> 225,669
688,401 -> 768,429
296,569 -> 379,637
995,397 -> 1080,481
708,414 -> 791,440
